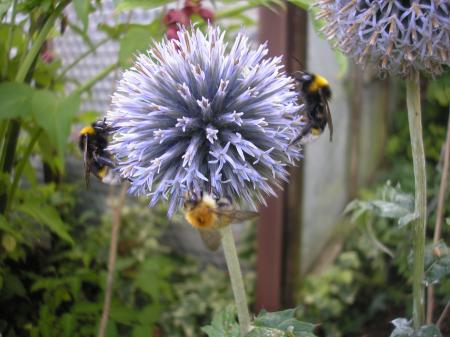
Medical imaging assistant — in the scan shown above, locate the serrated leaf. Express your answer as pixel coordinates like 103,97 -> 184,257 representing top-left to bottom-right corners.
390,318 -> 414,337
424,242 -> 450,286
371,200 -> 410,219
246,327 -> 285,337
0,82 -> 33,120
416,325 -> 442,337
16,201 -> 74,245
398,212 -> 417,227
252,309 -> 316,337
202,306 -> 240,337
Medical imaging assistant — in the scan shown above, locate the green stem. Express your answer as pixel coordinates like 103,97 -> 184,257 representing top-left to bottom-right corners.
15,1 -> 69,83
0,1 -> 69,214
2,0 -> 18,79
220,225 -> 251,336
0,120 -> 21,214
56,37 -> 109,82
0,121 -> 8,165
406,70 -> 426,329
72,62 -> 118,96
6,129 -> 41,214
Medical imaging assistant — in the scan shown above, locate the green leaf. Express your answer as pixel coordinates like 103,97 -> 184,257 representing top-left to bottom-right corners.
0,0 -> 13,17
390,320 -> 442,337
73,0 -> 91,30
109,307 -> 139,325
390,318 -> 413,337
119,21 -> 163,67
424,241 -> 450,286
61,313 -> 76,337
31,91 -> 80,162
0,82 -> 33,120
132,325 -> 153,337
202,306 -> 240,337
16,201 -> 74,245
416,325 -> 442,337
116,0 -> 172,12
426,74 -> 450,106
2,233 -> 16,252
250,308 -> 316,337
1,272 -> 27,299
105,321 -> 118,337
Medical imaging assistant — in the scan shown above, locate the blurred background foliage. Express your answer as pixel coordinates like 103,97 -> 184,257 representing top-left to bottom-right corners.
0,0 -> 449,337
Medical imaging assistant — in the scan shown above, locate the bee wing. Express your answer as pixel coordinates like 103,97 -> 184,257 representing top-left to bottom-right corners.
211,209 -> 259,223
198,228 -> 222,251
83,135 -> 91,188
321,93 -> 333,142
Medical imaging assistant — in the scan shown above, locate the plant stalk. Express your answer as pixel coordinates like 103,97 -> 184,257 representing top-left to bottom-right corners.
56,37 -> 109,82
97,182 -> 128,337
15,1 -> 69,84
220,225 -> 251,336
72,62 -> 118,97
406,70 -> 427,329
0,1 -> 70,214
2,0 -> 18,79
6,129 -> 42,214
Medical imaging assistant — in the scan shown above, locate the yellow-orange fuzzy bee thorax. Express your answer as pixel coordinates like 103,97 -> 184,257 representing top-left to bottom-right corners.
184,194 -> 218,229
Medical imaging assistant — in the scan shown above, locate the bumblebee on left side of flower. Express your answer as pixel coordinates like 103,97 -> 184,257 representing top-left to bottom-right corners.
78,119 -> 116,188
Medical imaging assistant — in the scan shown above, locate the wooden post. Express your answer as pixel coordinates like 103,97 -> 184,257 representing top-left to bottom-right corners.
256,3 -> 308,312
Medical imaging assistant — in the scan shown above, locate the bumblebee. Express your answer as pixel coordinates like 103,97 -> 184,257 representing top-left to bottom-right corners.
78,119 -> 115,187
290,71 -> 333,145
183,191 -> 258,251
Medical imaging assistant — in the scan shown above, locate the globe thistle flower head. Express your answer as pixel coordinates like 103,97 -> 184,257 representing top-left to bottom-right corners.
107,25 -> 302,215
316,0 -> 450,75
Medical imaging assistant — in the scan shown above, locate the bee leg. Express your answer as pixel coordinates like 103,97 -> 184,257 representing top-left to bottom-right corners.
93,152 -> 115,167
289,123 -> 312,146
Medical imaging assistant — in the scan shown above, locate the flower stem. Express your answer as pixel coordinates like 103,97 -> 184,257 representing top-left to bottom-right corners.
406,70 -> 427,329
220,225 -> 251,336
97,182 -> 128,337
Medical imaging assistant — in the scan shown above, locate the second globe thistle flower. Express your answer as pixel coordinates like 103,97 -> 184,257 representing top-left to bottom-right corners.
317,0 -> 450,75
107,25 -> 302,215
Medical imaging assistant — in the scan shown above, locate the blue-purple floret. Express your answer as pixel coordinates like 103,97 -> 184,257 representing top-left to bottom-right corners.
317,0 -> 450,75
107,25 -> 302,215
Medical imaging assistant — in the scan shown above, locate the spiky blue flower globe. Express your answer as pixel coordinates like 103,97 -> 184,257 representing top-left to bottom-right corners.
107,25 -> 302,215
316,0 -> 450,75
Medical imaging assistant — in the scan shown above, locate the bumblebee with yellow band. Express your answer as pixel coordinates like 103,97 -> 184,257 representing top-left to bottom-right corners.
78,119 -> 115,187
290,71 -> 333,146
183,191 -> 258,251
